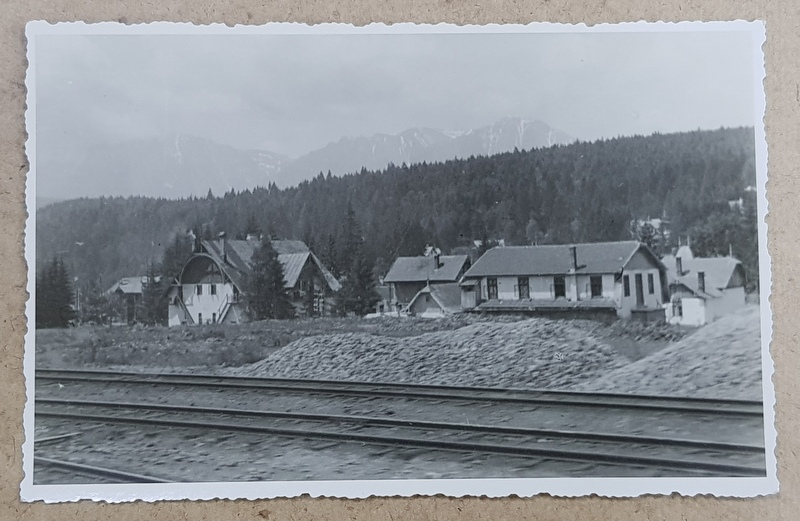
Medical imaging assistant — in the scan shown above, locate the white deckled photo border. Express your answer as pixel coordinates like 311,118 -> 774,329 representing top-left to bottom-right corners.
21,20 -> 776,502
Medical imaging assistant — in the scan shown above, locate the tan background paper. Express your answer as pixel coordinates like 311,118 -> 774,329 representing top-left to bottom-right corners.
2,1 -> 796,519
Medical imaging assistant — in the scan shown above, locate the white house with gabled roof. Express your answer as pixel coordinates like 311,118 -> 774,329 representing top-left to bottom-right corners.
167,236 -> 340,326
662,246 -> 747,326
459,241 -> 668,320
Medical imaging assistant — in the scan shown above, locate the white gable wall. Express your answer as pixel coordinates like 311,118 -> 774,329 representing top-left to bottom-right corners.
666,296 -> 706,326
180,282 -> 237,325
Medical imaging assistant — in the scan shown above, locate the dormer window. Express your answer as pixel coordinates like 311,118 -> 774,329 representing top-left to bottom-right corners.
698,272 -> 706,293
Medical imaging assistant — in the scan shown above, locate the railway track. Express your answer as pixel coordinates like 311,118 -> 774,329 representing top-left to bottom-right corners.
33,368 -> 767,482
34,456 -> 169,484
36,368 -> 763,416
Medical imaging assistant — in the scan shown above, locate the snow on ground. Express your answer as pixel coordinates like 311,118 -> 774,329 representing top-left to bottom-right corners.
578,305 -> 765,400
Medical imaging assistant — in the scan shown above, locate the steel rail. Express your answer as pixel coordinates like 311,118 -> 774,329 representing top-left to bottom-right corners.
36,397 -> 765,453
34,456 -> 172,484
36,402 -> 766,477
35,368 -> 763,416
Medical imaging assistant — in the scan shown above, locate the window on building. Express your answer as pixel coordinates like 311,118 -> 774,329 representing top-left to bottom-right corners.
212,313 -> 217,323
198,313 -> 203,324
487,277 -> 498,300
672,299 -> 683,317
196,284 -> 203,296
698,272 -> 706,293
590,275 -> 603,298
648,273 -> 655,295
518,277 -> 530,299
553,275 -> 566,299
210,284 -> 217,295
623,275 -> 630,297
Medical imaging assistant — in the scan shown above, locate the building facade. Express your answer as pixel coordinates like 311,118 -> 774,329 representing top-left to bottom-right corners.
459,241 -> 668,319
168,237 -> 340,326
383,253 -> 470,310
662,246 -> 747,326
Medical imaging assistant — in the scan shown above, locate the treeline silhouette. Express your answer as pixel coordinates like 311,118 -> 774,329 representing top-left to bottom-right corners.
36,126 -> 758,294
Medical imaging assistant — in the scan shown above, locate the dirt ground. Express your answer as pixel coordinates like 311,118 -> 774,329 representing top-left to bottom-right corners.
33,308 -> 766,401
34,314 -> 490,370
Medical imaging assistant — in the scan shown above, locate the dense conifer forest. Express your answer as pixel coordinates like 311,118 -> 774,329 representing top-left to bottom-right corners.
35,126 -> 759,302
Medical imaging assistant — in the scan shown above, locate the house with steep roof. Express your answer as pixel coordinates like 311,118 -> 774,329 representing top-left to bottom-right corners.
106,275 -> 161,324
405,282 -> 462,318
382,253 -> 470,310
167,236 -> 340,326
459,241 -> 668,320
662,246 -> 746,326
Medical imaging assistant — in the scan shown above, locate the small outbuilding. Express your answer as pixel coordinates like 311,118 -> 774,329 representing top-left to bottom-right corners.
662,246 -> 747,326
383,253 -> 470,309
106,275 -> 160,324
405,282 -> 462,318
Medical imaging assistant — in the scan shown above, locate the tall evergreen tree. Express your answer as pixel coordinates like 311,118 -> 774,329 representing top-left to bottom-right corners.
79,279 -> 110,325
36,256 -> 75,328
337,202 -> 362,272
160,232 -> 194,285
246,237 -> 295,320
322,233 -> 339,278
340,238 -> 380,317
138,262 -> 166,326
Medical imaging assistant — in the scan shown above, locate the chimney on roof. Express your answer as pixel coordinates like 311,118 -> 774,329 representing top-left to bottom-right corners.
219,231 -> 227,263
433,247 -> 442,270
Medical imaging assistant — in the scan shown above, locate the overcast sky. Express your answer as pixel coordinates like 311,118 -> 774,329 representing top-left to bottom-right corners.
32,25 -> 761,198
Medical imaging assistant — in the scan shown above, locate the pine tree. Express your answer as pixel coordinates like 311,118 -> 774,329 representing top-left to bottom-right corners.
246,237 -> 295,320
138,262 -> 166,326
160,232 -> 195,285
322,234 -> 339,278
340,238 -> 380,317
36,256 -> 75,328
79,279 -> 110,325
337,202 -> 362,273
242,214 -> 261,238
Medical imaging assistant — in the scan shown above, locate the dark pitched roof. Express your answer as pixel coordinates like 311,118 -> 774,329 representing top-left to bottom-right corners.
106,276 -> 159,295
198,239 -> 340,292
663,255 -> 743,299
383,255 -> 469,284
405,282 -> 462,314
463,241 -> 661,278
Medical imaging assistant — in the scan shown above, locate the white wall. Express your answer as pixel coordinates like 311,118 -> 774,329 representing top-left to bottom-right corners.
618,268 -> 663,315
477,273 -> 618,303
180,282 -> 237,325
666,297 -> 705,326
706,286 -> 746,320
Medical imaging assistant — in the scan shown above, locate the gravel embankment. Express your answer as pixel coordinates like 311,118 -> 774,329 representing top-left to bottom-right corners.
578,305 -> 765,400
233,318 -> 628,389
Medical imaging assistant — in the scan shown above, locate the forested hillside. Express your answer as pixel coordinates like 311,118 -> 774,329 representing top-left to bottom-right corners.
35,127 -> 759,293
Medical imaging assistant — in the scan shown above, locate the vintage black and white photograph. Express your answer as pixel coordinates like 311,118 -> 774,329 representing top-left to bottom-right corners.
22,21 -> 775,501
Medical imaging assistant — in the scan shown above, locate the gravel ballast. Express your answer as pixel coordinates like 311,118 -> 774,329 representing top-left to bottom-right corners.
234,318 -> 629,389
578,305 -> 765,400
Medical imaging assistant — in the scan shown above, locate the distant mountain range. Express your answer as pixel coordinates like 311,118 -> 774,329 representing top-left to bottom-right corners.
38,117 -> 574,200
